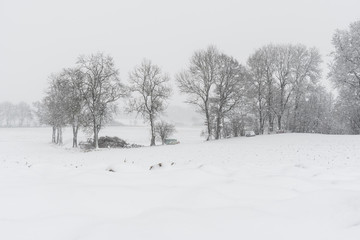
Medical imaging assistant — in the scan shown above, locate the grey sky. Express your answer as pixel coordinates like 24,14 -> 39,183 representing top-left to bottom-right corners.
1,0 -> 359,105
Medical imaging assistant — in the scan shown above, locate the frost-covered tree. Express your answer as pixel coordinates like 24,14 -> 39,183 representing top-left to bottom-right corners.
247,49 -> 268,134
248,45 -> 277,132
212,54 -> 248,139
329,20 -> 360,94
60,68 -> 85,147
271,44 -> 295,131
290,45 -> 322,132
36,69 -> 84,147
35,73 -> 68,144
333,87 -> 360,134
329,20 -> 360,134
247,44 -> 322,132
227,111 -> 246,137
77,53 -> 127,149
262,45 -> 277,132
177,46 -> 219,141
155,121 -> 176,145
128,59 -> 171,146
36,53 -> 127,148
292,85 -> 334,133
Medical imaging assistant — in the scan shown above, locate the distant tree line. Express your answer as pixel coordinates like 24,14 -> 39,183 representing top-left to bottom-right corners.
33,20 -> 359,147
0,102 -> 34,127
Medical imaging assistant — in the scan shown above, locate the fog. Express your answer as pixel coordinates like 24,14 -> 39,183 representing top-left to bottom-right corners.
1,0 -> 359,106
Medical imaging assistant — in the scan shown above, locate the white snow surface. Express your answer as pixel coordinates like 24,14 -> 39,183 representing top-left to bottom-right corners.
0,127 -> 360,240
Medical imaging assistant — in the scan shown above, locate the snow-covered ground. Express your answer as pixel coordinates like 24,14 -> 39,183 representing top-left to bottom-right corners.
0,127 -> 360,240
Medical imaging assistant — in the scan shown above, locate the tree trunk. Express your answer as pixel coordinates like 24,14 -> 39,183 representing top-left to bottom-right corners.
93,120 -> 98,149
52,126 -> 56,143
285,108 -> 291,131
277,115 -> 282,130
278,85 -> 285,131
292,95 -> 300,132
215,119 -> 220,139
150,135 -> 156,146
150,115 -> 156,146
259,111 -> 264,135
266,80 -> 274,133
221,117 -> 226,138
268,113 -> 274,132
240,122 -> 245,136
205,106 -> 211,141
59,127 -> 63,145
233,124 -> 239,137
56,127 -> 59,144
72,125 -> 79,148
215,111 -> 221,140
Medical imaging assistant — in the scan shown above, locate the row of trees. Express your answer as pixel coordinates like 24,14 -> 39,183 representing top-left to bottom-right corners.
247,44 -> 322,134
35,54 -> 126,147
36,54 -> 174,148
0,102 -> 33,127
36,20 -> 360,147
177,44 -> 332,138
178,20 -> 360,137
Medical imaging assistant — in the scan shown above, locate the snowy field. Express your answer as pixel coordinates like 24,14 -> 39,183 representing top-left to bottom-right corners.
0,127 -> 360,240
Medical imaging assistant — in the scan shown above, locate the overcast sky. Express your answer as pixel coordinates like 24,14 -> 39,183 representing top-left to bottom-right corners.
1,0 -> 359,105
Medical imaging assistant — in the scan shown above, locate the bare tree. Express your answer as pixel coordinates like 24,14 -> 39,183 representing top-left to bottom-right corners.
128,59 -> 171,146
247,49 -> 268,134
294,85 -> 334,134
212,54 -> 248,139
77,53 -> 127,149
177,46 -> 219,140
60,68 -> 85,147
247,44 -> 321,132
228,112 -> 246,137
34,73 -> 68,144
290,46 -> 322,131
329,20 -> 360,134
36,69 -> 84,146
272,44 -> 295,131
261,45 -> 276,132
329,20 -> 360,94
155,120 -> 176,145
270,44 -> 321,131
334,87 -> 360,134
